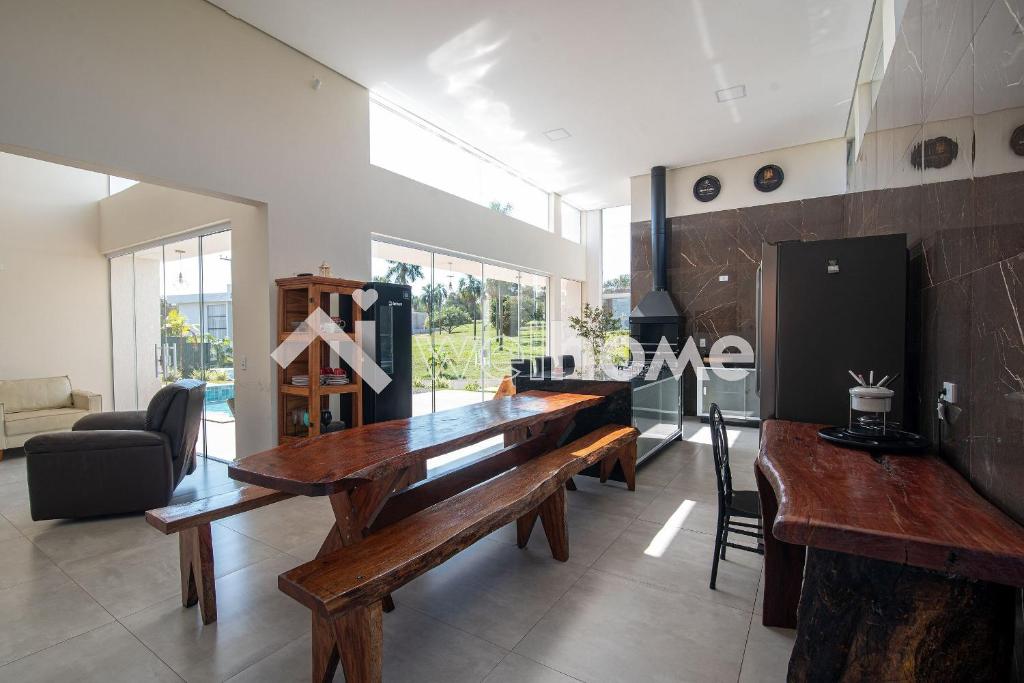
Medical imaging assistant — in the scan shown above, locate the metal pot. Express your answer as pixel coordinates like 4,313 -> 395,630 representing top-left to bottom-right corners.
849,386 -> 894,413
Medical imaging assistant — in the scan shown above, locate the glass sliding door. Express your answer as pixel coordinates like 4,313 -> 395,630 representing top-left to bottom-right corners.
430,255 -> 485,410
370,241 -> 433,416
135,244 -> 165,408
519,271 -> 548,361
109,229 -> 235,462
110,254 -> 138,409
482,264 -> 521,393
198,231 -> 234,461
370,240 -> 552,465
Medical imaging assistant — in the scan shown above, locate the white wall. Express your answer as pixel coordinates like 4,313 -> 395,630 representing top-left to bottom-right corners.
0,152 -> 112,406
99,183 -> 271,457
630,138 -> 848,221
583,210 -> 603,308
0,0 -> 586,453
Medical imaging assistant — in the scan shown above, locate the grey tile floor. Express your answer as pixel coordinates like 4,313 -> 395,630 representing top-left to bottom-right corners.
0,419 -> 795,682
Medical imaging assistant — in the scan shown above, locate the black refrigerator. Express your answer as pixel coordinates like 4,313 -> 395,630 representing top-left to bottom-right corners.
361,282 -> 413,424
758,234 -> 907,427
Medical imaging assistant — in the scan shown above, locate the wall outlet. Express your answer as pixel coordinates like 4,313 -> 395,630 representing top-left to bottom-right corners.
718,274 -> 729,282
699,338 -> 707,347
240,356 -> 247,371
942,381 -> 957,404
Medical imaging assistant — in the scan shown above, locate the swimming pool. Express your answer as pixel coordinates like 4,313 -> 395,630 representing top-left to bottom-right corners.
204,384 -> 234,419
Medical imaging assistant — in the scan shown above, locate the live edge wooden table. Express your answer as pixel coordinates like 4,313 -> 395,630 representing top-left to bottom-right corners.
228,389 -> 617,680
755,419 -> 1024,681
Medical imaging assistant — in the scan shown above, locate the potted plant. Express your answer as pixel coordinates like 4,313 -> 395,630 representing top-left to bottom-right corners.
567,304 -> 620,378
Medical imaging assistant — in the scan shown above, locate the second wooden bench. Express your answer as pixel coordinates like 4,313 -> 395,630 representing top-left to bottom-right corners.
145,485 -> 294,623
279,423 -> 639,683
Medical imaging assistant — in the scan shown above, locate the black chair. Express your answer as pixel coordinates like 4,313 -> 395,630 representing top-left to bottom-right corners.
709,403 -> 763,590
25,380 -> 206,520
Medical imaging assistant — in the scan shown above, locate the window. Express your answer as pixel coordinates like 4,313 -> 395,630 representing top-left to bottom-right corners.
560,278 -> 583,328
109,229 -> 235,462
108,176 -> 139,195
371,239 -> 550,473
206,303 -> 229,339
370,96 -> 550,230
561,202 -> 581,243
601,206 -> 631,329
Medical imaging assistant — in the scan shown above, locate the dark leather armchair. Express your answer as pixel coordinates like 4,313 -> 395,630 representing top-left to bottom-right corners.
25,380 -> 206,520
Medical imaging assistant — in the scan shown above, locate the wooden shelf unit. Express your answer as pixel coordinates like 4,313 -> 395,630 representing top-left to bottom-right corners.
276,275 -> 366,444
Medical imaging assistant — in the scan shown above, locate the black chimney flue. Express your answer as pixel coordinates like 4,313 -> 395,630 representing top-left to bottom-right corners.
651,166 -> 667,291
629,165 -> 683,356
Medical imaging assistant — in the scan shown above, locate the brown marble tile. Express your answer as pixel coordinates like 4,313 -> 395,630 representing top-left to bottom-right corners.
631,221 -> 652,274
631,270 -> 653,309
921,277 -> 973,476
844,189 -> 883,237
967,253 -> 1024,524
973,173 -> 1024,274
921,178 -> 975,285
874,185 -> 923,244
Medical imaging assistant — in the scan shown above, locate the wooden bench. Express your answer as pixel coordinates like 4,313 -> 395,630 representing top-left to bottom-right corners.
145,485 -> 294,623
279,424 -> 638,683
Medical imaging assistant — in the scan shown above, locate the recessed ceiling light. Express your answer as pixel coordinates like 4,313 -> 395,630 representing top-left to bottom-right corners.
543,128 -> 572,141
716,85 -> 747,102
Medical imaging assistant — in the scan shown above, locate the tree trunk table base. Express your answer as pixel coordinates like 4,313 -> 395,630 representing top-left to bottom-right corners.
788,548 -> 1015,682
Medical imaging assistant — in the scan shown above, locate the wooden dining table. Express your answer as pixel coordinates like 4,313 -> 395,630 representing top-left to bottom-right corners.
228,389 -> 621,680
756,419 -> 1024,681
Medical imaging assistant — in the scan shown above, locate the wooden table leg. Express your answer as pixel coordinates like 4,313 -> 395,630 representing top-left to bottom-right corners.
332,602 -> 384,683
755,463 -> 804,629
617,442 -> 636,491
311,469 -> 408,683
180,523 -> 217,624
789,548 -> 1014,682
517,508 -> 540,548
538,486 -> 569,562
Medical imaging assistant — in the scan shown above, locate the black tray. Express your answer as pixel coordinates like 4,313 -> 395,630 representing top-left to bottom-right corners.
818,425 -> 930,453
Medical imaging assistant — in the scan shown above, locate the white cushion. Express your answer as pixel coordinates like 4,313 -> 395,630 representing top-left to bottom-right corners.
0,377 -> 73,413
3,407 -> 86,436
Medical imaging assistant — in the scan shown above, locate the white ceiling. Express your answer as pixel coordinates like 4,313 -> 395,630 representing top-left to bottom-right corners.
210,0 -> 873,209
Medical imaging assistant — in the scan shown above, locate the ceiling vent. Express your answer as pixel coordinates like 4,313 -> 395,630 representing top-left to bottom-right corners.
715,85 -> 747,102
543,128 -> 572,141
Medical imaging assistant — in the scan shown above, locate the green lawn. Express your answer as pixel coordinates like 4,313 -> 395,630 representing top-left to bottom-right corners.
412,320 -> 547,391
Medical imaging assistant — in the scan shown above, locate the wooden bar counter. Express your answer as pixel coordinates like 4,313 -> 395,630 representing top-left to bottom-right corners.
756,419 -> 1024,681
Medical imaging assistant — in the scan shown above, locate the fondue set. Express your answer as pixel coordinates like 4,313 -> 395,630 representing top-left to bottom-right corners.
817,369 -> 929,452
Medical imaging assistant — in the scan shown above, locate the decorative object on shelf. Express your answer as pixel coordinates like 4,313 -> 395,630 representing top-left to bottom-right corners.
321,420 -> 346,434
1011,124 -> 1024,157
753,164 -> 784,192
320,409 -> 332,426
296,272 -> 313,277
320,367 -> 350,385
290,408 -> 310,427
910,136 -> 958,170
318,261 -> 332,277
693,175 -> 721,202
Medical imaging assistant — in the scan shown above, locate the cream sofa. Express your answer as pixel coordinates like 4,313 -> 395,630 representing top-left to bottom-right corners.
0,377 -> 102,458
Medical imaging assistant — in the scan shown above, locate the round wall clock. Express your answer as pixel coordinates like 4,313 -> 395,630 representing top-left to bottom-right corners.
754,164 -> 784,192
911,136 -> 958,169
693,175 -> 721,202
1011,124 -> 1024,157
